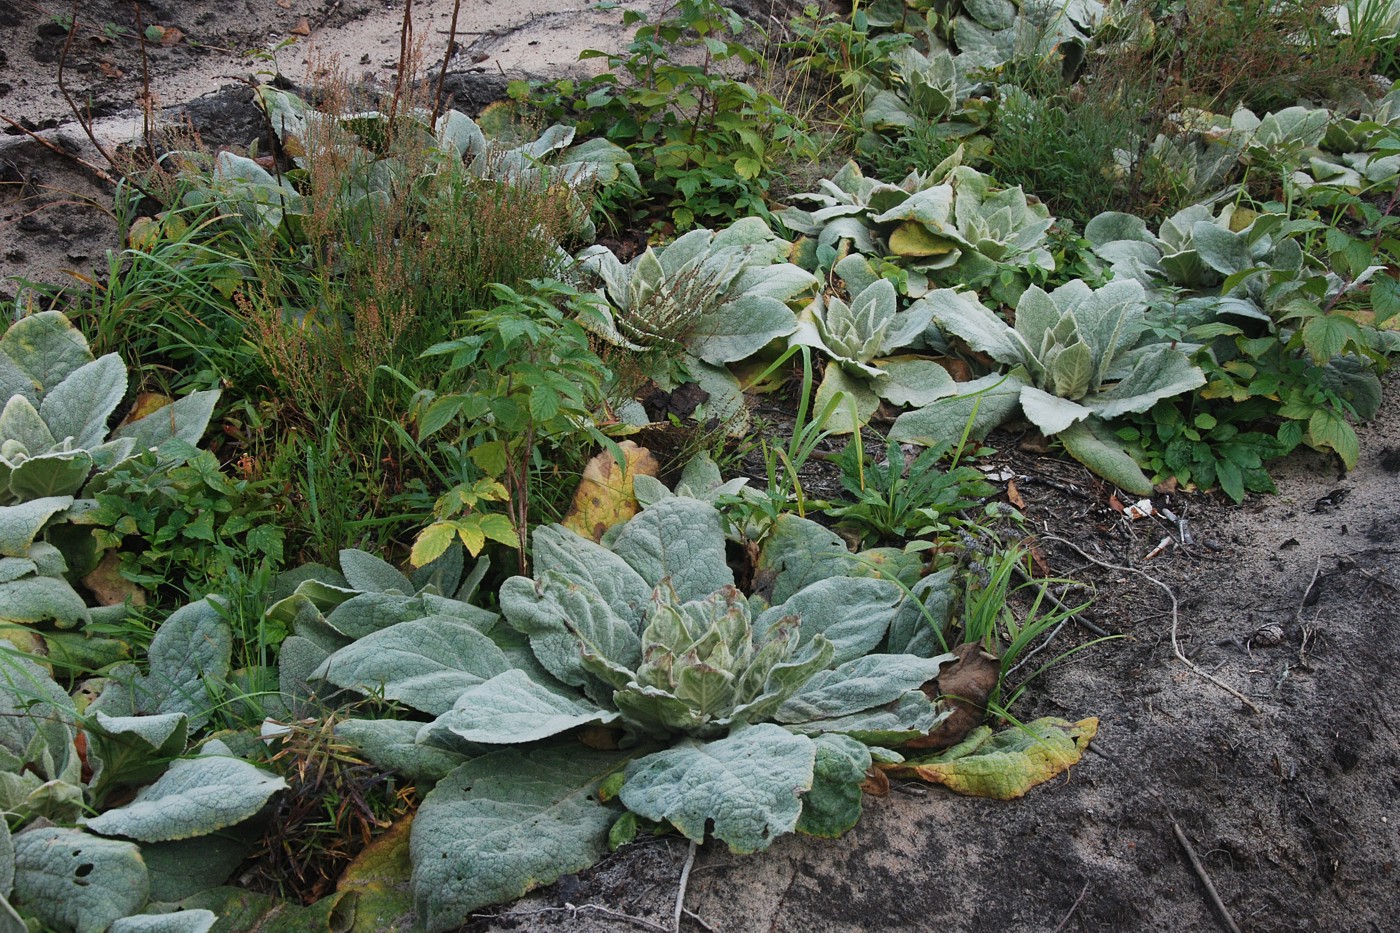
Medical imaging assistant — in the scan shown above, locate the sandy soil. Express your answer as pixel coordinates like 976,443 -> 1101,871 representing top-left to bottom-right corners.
4,2 -> 1400,932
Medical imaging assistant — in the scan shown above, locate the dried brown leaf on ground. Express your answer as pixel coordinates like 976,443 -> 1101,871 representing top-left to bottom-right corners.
908,642 -> 1000,750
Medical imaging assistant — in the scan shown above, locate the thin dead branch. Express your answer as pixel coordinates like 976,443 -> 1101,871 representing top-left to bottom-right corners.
1172,822 -> 1244,933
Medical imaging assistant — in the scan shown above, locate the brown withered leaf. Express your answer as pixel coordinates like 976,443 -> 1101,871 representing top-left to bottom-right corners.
160,26 -> 184,46
116,392 -> 173,429
860,766 -> 889,797
82,551 -> 148,608
290,16 -> 311,36
98,61 -> 124,79
1006,478 -> 1026,510
562,441 -> 660,542
907,641 -> 1000,750
578,726 -> 622,751
1108,493 -> 1125,513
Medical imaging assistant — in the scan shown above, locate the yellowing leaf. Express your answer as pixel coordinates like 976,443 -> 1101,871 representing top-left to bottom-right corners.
562,441 -> 660,542
888,222 -> 960,258
410,523 -> 458,568
337,816 -> 417,933
882,716 -> 1098,799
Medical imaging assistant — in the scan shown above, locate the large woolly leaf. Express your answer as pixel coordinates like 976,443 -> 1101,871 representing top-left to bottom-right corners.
110,911 -> 218,933
84,753 -> 286,842
795,733 -> 871,838
425,669 -> 618,744
927,289 -> 1028,366
93,598 -> 231,731
689,294 -> 800,365
530,524 -> 652,624
776,653 -> 950,723
335,718 -> 474,784
619,724 -> 815,853
783,688 -> 946,744
338,548 -> 414,594
500,571 -> 642,693
0,653 -> 78,781
410,746 -> 630,932
751,513 -> 861,605
606,498 -> 733,601
38,353 -> 126,449
1058,419 -> 1154,494
1088,345 -> 1205,419
1019,385 -> 1091,435
7,450 -> 94,500
0,312 -> 93,402
873,356 -> 958,407
110,390 -> 219,452
755,577 -> 901,665
312,615 -> 511,715
12,827 -> 148,933
86,711 -> 188,790
889,372 -> 1026,446
0,495 -> 73,557
0,574 -> 90,627
142,833 -> 256,903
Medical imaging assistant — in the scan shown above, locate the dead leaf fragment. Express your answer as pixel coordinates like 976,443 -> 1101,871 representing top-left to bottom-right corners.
562,441 -> 660,542
908,641 -> 1000,750
885,717 -> 1099,799
276,0 -> 292,7
116,391 -> 174,429
82,551 -> 147,608
860,766 -> 890,797
160,26 -> 184,46
290,16 -> 311,36
98,61 -> 124,79
1006,478 -> 1026,510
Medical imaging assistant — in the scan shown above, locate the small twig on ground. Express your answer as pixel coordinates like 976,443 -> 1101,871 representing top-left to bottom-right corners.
674,841 -> 697,933
1295,556 -> 1324,625
1052,880 -> 1092,933
1172,822 -> 1244,933
683,907 -> 719,932
1043,535 -> 1261,713
0,115 -> 119,185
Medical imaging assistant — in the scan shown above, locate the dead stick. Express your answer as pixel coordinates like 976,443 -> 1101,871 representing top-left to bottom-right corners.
1173,822 -> 1243,933
1295,555 -> 1323,624
0,114 -> 118,185
674,840 -> 697,933
1052,880 -> 1091,933
431,0 -> 464,125
1044,535 -> 1261,713
682,908 -> 719,932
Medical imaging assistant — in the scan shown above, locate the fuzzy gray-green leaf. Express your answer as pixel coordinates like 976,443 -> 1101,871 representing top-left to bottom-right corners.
312,615 -> 511,715
776,653 -> 951,723
607,498 -> 732,601
620,724 -> 816,853
83,754 -> 286,842
410,747 -> 630,932
12,827 -> 148,933
427,669 -> 618,744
